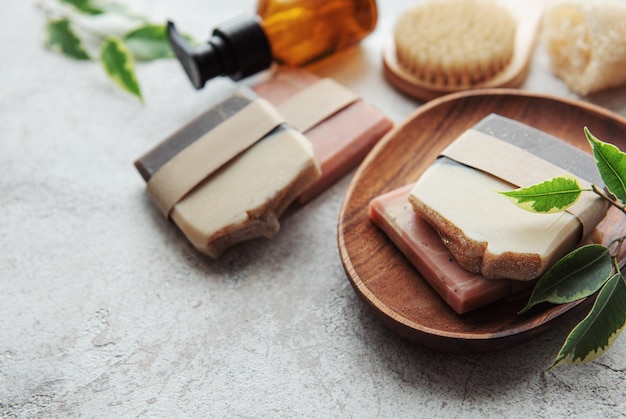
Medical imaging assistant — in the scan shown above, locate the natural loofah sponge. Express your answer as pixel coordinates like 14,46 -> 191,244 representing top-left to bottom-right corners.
393,0 -> 517,87
542,0 -> 626,95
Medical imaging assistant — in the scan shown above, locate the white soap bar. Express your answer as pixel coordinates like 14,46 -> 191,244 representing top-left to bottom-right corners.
409,159 -> 581,280
408,116 -> 608,281
171,127 -> 320,258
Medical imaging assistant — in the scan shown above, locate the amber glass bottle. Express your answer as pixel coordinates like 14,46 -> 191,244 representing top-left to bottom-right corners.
167,0 -> 378,89
257,0 -> 377,66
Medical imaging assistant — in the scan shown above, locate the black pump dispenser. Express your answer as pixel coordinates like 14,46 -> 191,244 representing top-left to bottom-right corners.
167,15 -> 273,90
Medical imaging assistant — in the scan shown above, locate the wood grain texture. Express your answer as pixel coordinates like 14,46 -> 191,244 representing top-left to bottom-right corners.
337,89 -> 626,353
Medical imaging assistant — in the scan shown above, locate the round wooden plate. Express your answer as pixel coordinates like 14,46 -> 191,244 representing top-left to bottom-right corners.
383,0 -> 545,101
337,89 -> 626,353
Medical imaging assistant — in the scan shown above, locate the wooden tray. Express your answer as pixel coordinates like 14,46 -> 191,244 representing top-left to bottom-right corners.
337,89 -> 626,353
383,0 -> 545,101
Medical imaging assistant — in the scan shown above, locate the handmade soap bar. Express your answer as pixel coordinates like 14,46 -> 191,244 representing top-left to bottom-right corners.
135,69 -> 392,256
172,126 -> 320,257
135,88 -> 320,257
408,114 -> 608,281
253,67 -> 393,202
370,184 -> 533,314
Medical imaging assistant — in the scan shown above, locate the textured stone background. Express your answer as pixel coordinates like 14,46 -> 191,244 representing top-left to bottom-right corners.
2,0 -> 626,417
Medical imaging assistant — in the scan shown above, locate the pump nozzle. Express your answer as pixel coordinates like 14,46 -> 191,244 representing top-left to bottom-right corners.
167,21 -> 214,89
167,16 -> 273,90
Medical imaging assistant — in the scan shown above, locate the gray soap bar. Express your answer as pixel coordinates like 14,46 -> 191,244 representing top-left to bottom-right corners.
472,113 -> 603,186
134,88 -> 259,182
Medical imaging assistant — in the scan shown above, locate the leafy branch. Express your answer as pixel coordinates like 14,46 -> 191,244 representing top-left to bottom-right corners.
38,0 -> 193,102
500,127 -> 626,369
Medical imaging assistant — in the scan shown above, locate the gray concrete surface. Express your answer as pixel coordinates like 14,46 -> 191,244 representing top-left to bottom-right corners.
2,0 -> 626,417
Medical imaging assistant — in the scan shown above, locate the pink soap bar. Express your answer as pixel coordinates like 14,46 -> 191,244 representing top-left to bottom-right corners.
369,184 -> 533,314
253,67 -> 393,203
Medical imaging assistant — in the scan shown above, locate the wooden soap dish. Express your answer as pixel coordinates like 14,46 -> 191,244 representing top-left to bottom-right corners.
338,89 -> 626,353
383,0 -> 546,101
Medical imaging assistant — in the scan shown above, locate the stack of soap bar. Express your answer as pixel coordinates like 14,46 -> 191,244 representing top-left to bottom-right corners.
369,114 -> 608,313
253,67 -> 393,202
409,114 -> 608,281
135,88 -> 321,258
370,184 -> 533,314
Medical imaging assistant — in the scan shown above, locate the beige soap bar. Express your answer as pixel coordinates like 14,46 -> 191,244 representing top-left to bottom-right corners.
408,115 -> 608,281
410,159 -> 584,280
171,126 -> 320,258
135,89 -> 322,258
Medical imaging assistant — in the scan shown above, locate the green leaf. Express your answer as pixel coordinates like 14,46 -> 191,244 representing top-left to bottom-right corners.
45,18 -> 91,60
94,0 -> 142,16
519,244 -> 612,313
59,0 -> 137,16
550,272 -> 626,368
123,24 -> 173,61
586,127 -> 626,205
499,176 -> 584,213
99,37 -> 142,102
60,0 -> 105,15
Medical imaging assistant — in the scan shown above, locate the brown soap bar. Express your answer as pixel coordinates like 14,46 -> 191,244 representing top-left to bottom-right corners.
135,89 -> 258,182
253,67 -> 393,203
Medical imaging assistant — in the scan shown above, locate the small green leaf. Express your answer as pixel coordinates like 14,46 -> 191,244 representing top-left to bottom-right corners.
60,0 -> 105,15
519,244 -> 612,313
99,37 -> 142,102
550,272 -> 626,368
94,0 -> 141,16
123,24 -> 173,61
586,127 -> 626,205
59,0 -> 136,16
45,18 -> 91,60
499,176 -> 584,213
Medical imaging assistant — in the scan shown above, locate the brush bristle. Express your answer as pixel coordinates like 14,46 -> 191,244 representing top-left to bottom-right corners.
394,0 -> 517,87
